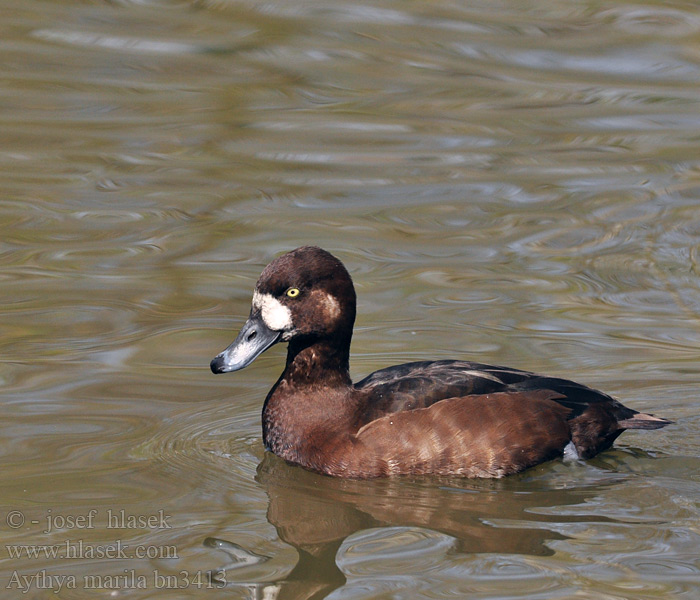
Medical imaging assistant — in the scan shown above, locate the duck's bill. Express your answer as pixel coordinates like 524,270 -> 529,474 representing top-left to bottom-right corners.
210,315 -> 282,374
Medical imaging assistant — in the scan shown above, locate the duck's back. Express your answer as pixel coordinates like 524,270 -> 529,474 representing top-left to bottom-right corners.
355,360 -> 525,414
354,360 -> 619,416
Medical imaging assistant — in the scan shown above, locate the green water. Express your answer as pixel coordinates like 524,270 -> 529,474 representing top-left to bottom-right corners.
1,1 -> 699,598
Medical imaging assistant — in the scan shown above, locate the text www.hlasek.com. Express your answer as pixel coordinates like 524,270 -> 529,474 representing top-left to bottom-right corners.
6,540 -> 177,561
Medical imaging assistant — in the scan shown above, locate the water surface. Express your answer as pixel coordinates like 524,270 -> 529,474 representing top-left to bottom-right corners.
1,1 -> 699,598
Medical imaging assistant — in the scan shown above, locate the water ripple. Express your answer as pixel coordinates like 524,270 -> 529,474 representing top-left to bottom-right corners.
2,1 -> 700,598
33,29 -> 203,55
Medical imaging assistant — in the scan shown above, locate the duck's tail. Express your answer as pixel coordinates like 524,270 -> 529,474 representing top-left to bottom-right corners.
618,411 -> 673,430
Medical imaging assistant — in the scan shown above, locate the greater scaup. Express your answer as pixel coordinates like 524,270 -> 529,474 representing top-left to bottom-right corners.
210,246 -> 671,478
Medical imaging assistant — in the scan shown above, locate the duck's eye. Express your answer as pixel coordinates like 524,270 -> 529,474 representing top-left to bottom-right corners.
285,288 -> 300,298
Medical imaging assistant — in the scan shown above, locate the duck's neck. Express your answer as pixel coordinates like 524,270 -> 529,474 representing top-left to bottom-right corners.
261,336 -> 355,464
282,335 -> 353,388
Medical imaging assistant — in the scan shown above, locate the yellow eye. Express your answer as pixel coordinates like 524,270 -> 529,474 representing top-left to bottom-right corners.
286,288 -> 300,298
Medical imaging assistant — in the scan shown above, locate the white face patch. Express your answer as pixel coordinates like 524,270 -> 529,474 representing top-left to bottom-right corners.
253,290 -> 293,331
322,293 -> 340,320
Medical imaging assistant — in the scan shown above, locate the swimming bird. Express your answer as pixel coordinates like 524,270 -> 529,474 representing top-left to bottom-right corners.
210,246 -> 671,478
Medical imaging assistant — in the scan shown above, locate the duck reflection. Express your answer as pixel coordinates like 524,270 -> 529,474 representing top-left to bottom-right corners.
205,452 -> 630,599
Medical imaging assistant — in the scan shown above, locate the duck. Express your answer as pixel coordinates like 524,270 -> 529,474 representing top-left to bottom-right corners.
210,246 -> 671,479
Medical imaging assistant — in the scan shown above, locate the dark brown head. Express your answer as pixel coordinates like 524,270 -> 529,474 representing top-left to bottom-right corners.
210,246 -> 356,373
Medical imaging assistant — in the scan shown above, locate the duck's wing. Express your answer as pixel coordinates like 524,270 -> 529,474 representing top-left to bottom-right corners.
353,360 -> 671,459
506,375 -> 625,418
354,360 -> 541,416
346,390 -> 572,478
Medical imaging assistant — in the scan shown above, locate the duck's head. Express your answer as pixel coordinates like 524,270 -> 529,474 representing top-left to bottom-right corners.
210,246 -> 356,374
